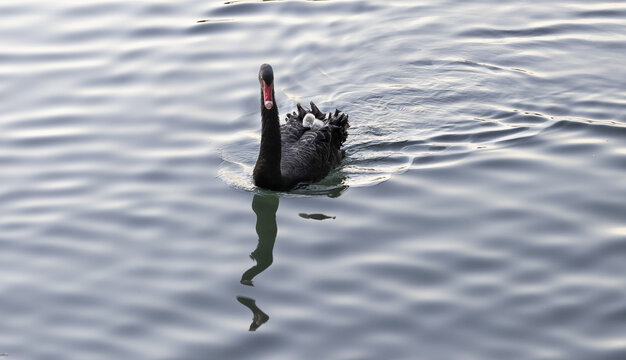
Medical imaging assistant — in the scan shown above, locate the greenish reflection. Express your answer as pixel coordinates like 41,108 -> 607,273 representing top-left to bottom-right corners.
237,194 -> 279,331
240,194 -> 279,286
236,189 -> 341,331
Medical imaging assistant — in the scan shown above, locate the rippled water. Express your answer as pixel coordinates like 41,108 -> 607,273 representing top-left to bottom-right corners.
2,1 -> 626,359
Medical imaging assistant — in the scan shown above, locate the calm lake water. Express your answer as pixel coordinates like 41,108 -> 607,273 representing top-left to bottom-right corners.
1,1 -> 626,359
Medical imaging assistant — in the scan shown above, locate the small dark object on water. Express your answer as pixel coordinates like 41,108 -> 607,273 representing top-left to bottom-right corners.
253,64 -> 350,191
299,213 -> 336,221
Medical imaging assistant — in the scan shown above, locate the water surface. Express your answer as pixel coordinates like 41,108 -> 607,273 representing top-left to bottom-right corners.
1,1 -> 626,359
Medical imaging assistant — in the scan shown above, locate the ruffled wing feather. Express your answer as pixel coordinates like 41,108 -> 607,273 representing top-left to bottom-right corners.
279,102 -> 349,186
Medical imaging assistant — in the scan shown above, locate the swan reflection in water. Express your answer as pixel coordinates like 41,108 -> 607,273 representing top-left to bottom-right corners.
241,194 -> 279,286
237,191 -> 341,331
237,194 -> 278,331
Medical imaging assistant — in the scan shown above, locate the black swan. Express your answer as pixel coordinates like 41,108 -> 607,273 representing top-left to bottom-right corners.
253,64 -> 350,191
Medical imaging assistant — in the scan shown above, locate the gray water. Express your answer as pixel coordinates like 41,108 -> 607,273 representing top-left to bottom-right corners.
1,1 -> 626,359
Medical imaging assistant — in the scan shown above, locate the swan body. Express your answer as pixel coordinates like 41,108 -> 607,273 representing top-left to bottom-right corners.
253,64 -> 350,191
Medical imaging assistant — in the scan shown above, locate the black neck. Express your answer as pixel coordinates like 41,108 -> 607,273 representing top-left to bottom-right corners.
253,94 -> 283,189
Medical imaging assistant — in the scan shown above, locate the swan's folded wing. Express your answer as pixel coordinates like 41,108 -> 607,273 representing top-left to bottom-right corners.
280,127 -> 333,185
281,112 -> 307,145
278,103 -> 348,187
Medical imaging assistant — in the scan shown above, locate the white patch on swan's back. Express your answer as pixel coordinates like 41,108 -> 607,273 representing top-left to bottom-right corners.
302,113 -> 315,128
302,113 -> 325,130
312,119 -> 324,130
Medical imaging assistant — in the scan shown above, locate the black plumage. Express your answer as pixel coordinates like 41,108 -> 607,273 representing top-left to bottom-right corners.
253,64 -> 350,191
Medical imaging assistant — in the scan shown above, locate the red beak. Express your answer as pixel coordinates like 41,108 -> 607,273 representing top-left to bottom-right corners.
263,82 -> 274,109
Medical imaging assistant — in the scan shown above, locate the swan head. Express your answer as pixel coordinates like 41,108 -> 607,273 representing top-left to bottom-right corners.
259,64 -> 274,110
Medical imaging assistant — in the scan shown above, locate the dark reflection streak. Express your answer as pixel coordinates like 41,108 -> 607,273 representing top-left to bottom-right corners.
299,212 -> 335,220
240,194 -> 279,286
196,18 -> 234,23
